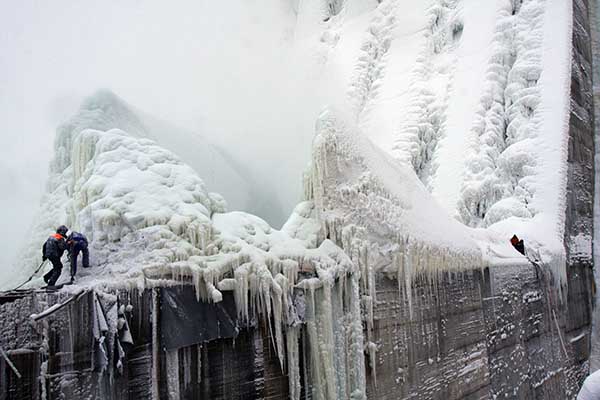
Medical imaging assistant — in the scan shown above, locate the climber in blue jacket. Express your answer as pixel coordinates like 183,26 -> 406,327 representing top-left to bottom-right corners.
67,231 -> 89,283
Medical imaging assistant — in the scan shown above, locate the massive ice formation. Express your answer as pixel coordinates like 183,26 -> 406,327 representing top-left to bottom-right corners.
8,93 -> 372,399
5,0 -> 592,397
459,0 -> 548,228
316,0 -> 573,280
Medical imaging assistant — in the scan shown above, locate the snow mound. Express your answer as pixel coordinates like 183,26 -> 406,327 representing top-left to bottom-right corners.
57,90 -> 256,215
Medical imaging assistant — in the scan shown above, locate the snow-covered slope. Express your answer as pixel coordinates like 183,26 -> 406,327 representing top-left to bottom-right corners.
292,0 -> 573,274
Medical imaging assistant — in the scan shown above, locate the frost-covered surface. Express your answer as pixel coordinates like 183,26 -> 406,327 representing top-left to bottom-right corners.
49,90 -> 261,221
6,104 -> 368,398
3,0 -> 591,397
8,0 -> 577,285
459,0 -> 549,227
317,0 -> 573,282
284,0 -> 574,279
393,0 -> 465,189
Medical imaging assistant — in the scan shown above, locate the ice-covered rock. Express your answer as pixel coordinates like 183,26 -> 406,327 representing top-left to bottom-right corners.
7,94 -> 370,399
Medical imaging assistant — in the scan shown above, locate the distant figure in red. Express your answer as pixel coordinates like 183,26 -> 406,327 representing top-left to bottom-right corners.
510,234 -> 525,255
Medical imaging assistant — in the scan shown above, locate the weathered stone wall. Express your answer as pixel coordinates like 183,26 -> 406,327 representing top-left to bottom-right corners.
363,263 -> 593,400
0,263 -> 594,400
568,0 -> 596,266
0,288 -> 290,400
486,263 -> 592,399
585,0 -> 600,372
567,0 -> 597,376
364,270 -> 489,399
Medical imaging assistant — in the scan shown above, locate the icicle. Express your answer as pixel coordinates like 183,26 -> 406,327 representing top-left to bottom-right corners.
363,295 -> 374,339
319,281 -> 337,399
234,263 -> 250,323
151,288 -> 160,400
305,286 -> 324,399
367,341 -> 378,387
404,239 -> 414,321
286,326 -> 301,400
165,349 -> 181,400
182,347 -> 192,388
271,277 -> 286,371
39,317 -> 50,400
204,281 -> 223,303
283,260 -> 299,289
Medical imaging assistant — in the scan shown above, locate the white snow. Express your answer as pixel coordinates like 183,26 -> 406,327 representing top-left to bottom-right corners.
578,369 -> 600,400
288,0 -> 576,287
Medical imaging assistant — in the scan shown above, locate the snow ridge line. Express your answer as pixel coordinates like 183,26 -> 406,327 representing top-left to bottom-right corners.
459,0 -> 547,228
347,0 -> 397,123
392,0 -> 464,190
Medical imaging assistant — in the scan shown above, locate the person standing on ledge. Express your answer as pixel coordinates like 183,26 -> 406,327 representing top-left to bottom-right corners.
510,234 -> 525,255
42,225 -> 68,286
67,230 -> 89,283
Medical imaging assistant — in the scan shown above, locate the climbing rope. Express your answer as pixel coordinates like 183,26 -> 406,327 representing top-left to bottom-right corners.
11,260 -> 47,291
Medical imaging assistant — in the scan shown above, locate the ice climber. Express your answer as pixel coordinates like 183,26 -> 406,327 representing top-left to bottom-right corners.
42,225 -> 68,286
510,234 -> 525,255
67,231 -> 89,283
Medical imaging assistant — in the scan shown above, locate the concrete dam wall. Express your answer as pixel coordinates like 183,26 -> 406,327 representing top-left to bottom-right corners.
0,262 -> 594,399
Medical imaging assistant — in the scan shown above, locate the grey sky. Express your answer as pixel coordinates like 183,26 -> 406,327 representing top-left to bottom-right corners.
0,1 -> 326,271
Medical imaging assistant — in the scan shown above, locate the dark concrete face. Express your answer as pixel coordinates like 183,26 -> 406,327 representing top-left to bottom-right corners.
567,0 -> 596,267
0,288 -> 290,400
362,264 -> 593,400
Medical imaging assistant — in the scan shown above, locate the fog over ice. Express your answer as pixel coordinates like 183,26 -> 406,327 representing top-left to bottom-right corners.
0,1 -> 342,270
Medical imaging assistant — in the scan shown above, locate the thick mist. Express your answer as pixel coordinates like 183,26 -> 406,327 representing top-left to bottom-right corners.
0,1 -> 346,270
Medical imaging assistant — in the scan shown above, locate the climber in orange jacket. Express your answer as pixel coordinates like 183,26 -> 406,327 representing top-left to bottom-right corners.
42,225 -> 68,286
